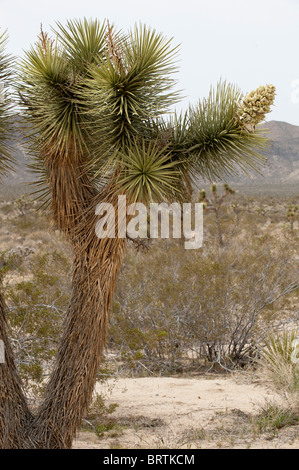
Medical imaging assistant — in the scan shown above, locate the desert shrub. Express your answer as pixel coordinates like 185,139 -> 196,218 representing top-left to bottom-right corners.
5,195 -> 51,234
0,201 -> 14,215
1,247 -> 72,398
1,194 -> 298,384
14,195 -> 34,217
83,398 -> 122,439
109,219 -> 298,372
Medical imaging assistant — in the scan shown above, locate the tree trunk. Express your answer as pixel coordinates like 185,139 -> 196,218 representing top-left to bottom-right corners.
23,237 -> 126,448
0,185 -> 127,448
0,293 -> 33,448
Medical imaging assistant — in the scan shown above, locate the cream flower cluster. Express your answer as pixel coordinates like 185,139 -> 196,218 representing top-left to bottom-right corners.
236,84 -> 276,132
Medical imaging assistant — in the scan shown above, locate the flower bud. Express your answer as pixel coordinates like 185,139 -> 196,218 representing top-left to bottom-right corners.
235,84 -> 276,132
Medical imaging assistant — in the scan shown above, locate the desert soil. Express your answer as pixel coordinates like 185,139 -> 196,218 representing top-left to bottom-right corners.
73,373 -> 299,449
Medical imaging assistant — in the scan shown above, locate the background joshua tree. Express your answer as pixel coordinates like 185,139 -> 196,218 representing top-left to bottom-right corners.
0,18 -> 276,448
287,204 -> 298,231
198,182 -> 235,246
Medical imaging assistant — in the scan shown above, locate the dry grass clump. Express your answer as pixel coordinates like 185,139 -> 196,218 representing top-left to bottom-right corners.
254,329 -> 299,438
258,329 -> 299,416
252,400 -> 299,435
259,329 -> 299,394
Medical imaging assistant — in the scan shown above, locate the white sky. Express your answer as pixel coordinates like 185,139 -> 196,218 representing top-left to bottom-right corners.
1,0 -> 299,125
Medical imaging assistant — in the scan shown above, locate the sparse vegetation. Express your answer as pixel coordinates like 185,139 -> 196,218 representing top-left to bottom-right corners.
108,197 -> 298,374
0,191 -> 298,448
252,401 -> 299,434
1,191 -> 298,377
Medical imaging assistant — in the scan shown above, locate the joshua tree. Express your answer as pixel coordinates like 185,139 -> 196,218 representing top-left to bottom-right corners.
0,19 -> 276,448
287,204 -> 298,231
198,183 -> 236,246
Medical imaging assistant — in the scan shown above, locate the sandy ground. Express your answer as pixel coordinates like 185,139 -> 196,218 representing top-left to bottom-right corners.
73,374 -> 299,449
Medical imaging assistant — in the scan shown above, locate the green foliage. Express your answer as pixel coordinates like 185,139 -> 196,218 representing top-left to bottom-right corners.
0,30 -> 14,177
84,392 -> 119,438
116,138 -> 181,204
17,19 -> 181,203
253,401 -> 299,434
174,81 -> 270,182
85,22 -> 180,155
54,18 -> 108,73
18,20 -> 274,205
87,392 -> 119,419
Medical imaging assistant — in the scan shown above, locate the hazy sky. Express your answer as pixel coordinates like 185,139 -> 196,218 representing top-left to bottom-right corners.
1,0 -> 299,125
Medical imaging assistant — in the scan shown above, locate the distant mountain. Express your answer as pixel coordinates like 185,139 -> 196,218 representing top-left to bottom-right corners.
262,120 -> 299,181
0,118 -> 298,199
229,120 -> 299,183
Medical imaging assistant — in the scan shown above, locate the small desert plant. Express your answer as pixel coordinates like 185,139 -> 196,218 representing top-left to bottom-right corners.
0,201 -> 14,215
253,400 -> 299,434
86,392 -> 119,422
258,329 -> 299,394
83,392 -> 119,438
14,195 -> 34,218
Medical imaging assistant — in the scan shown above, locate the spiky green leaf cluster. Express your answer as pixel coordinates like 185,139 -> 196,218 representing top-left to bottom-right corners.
260,329 -> 299,372
18,21 -> 106,159
0,30 -> 14,176
116,138 -> 181,204
83,23 -> 180,168
223,182 -> 235,195
17,20 -> 181,201
54,18 -> 108,73
17,20 -> 276,205
166,81 -> 272,183
198,189 -> 206,201
211,182 -> 217,193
